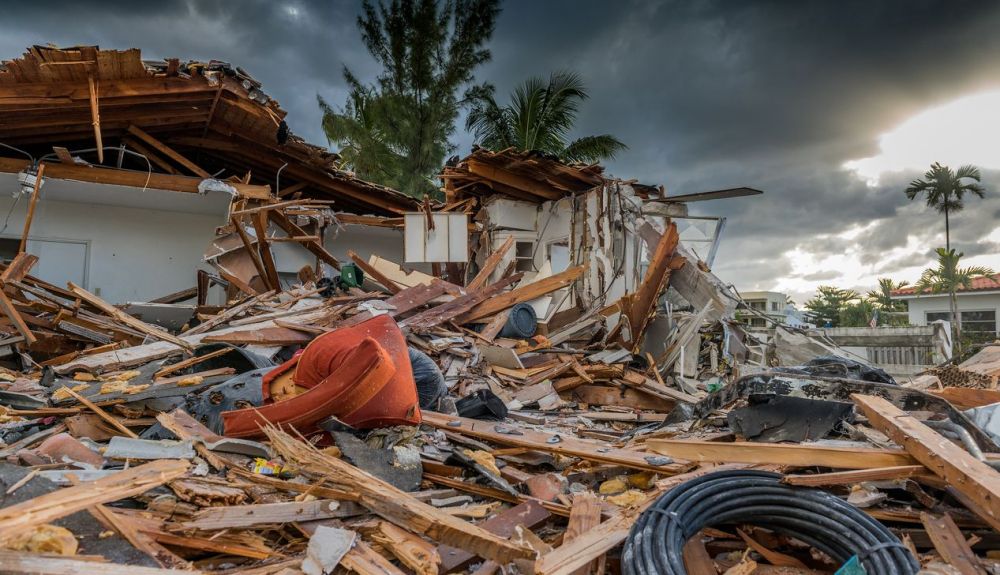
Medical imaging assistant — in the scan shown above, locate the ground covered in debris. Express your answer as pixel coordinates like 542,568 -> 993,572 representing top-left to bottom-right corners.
1,225 -> 1000,575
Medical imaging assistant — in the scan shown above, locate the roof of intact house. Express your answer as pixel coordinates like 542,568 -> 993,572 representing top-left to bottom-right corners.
0,45 -> 419,215
892,273 -> 1000,297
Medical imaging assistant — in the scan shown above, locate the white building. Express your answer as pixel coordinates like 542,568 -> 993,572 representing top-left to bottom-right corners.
891,275 -> 1000,338
736,290 -> 791,329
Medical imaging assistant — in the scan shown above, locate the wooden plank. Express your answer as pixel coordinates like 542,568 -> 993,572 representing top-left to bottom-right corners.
568,384 -> 674,412
404,273 -> 524,329
645,438 -> 916,469
266,426 -> 535,565
18,162 -> 45,255
343,539 -> 409,575
1,252 -> 39,284
183,290 -> 275,336
52,146 -> 74,165
371,520 -> 442,575
154,347 -> 233,379
349,249 -> 402,294
229,215 -> 271,290
90,505 -> 187,569
68,282 -> 194,351
251,210 -> 281,290
619,221 -> 680,349
458,265 -> 585,323
0,460 -> 188,544
144,530 -> 271,560
269,210 -> 341,270
782,465 -> 927,487
565,493 -> 602,575
682,534 -> 717,575
422,412 -> 686,473
468,235 -> 514,290
201,326 -> 312,345
57,385 -> 138,439
127,124 -> 210,178
0,551 -> 201,575
436,500 -> 551,573
0,288 -> 35,345
854,393 -> 1000,531
920,512 -> 984,575
930,387 -> 1000,410
183,499 -> 361,530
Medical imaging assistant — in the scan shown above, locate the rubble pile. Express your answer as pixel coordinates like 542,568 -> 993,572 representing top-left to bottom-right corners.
0,223 -> 997,575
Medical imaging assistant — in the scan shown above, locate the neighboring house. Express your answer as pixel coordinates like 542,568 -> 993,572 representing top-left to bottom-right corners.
736,290 -> 790,329
891,274 -> 1000,338
0,45 -> 419,304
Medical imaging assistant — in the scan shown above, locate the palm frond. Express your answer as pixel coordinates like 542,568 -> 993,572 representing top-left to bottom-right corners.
562,135 -> 628,163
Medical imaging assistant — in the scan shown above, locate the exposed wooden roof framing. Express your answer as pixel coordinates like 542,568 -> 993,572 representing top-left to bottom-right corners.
0,45 -> 418,215
440,147 -> 659,205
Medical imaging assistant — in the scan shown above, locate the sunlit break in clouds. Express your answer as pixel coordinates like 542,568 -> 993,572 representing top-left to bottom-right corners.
844,90 -> 1000,185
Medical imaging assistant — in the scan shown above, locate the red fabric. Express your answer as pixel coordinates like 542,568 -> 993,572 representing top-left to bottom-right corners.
222,314 -> 421,438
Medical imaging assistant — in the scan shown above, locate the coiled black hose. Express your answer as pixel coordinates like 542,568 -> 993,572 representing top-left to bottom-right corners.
622,470 -> 920,575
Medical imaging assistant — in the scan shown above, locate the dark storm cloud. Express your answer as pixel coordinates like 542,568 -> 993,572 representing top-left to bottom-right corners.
1,0 -> 998,296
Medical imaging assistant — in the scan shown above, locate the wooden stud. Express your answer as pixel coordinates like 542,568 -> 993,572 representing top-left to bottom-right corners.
646,438 -> 916,469
18,162 -> 45,255
853,393 -> 1000,531
88,74 -> 103,163
127,124 -> 211,178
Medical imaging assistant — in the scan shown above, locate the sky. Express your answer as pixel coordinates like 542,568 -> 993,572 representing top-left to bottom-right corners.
1,0 -> 999,304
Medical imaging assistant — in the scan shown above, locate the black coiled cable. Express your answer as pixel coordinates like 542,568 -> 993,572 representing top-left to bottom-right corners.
622,470 -> 920,575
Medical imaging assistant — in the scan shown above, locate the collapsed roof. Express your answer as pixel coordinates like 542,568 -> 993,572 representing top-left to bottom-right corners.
441,147 -> 661,203
0,45 -> 418,215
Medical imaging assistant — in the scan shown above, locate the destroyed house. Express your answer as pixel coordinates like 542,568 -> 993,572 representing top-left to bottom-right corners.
0,45 -> 420,304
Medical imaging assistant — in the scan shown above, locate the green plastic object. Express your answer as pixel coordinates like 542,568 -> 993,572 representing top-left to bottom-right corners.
336,263 -> 365,290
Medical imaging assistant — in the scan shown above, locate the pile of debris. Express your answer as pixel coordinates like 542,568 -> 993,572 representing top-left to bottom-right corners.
0,203 -> 998,575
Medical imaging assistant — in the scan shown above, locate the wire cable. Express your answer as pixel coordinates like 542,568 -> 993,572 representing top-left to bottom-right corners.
622,470 -> 919,575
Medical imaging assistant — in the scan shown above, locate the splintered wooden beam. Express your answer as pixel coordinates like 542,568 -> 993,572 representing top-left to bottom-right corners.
269,209 -> 341,270
1,253 -> 39,284
127,124 -> 210,178
349,250 -> 402,294
645,438 -> 916,469
853,393 -> 1000,531
620,221 -> 681,349
422,412 -> 686,473
458,265 -> 585,323
403,272 -> 524,329
88,74 -> 103,163
0,459 -> 188,544
18,162 -> 45,255
250,211 -> 281,290
266,426 -> 535,565
564,493 -> 602,575
0,289 -> 35,345
468,235 -> 514,291
68,282 -> 194,351
920,512 -> 983,575
781,465 -> 928,487
228,216 -> 271,289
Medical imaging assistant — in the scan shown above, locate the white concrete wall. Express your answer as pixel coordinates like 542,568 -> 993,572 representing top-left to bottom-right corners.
0,174 -> 410,304
903,292 -> 1000,332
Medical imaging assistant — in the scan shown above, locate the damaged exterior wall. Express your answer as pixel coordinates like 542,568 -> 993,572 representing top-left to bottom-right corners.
0,174 -> 408,304
479,183 -> 667,322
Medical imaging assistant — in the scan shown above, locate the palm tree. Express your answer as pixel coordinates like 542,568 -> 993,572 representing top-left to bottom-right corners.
904,163 -> 985,250
465,72 -> 627,163
915,248 -> 994,356
867,277 -> 909,317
